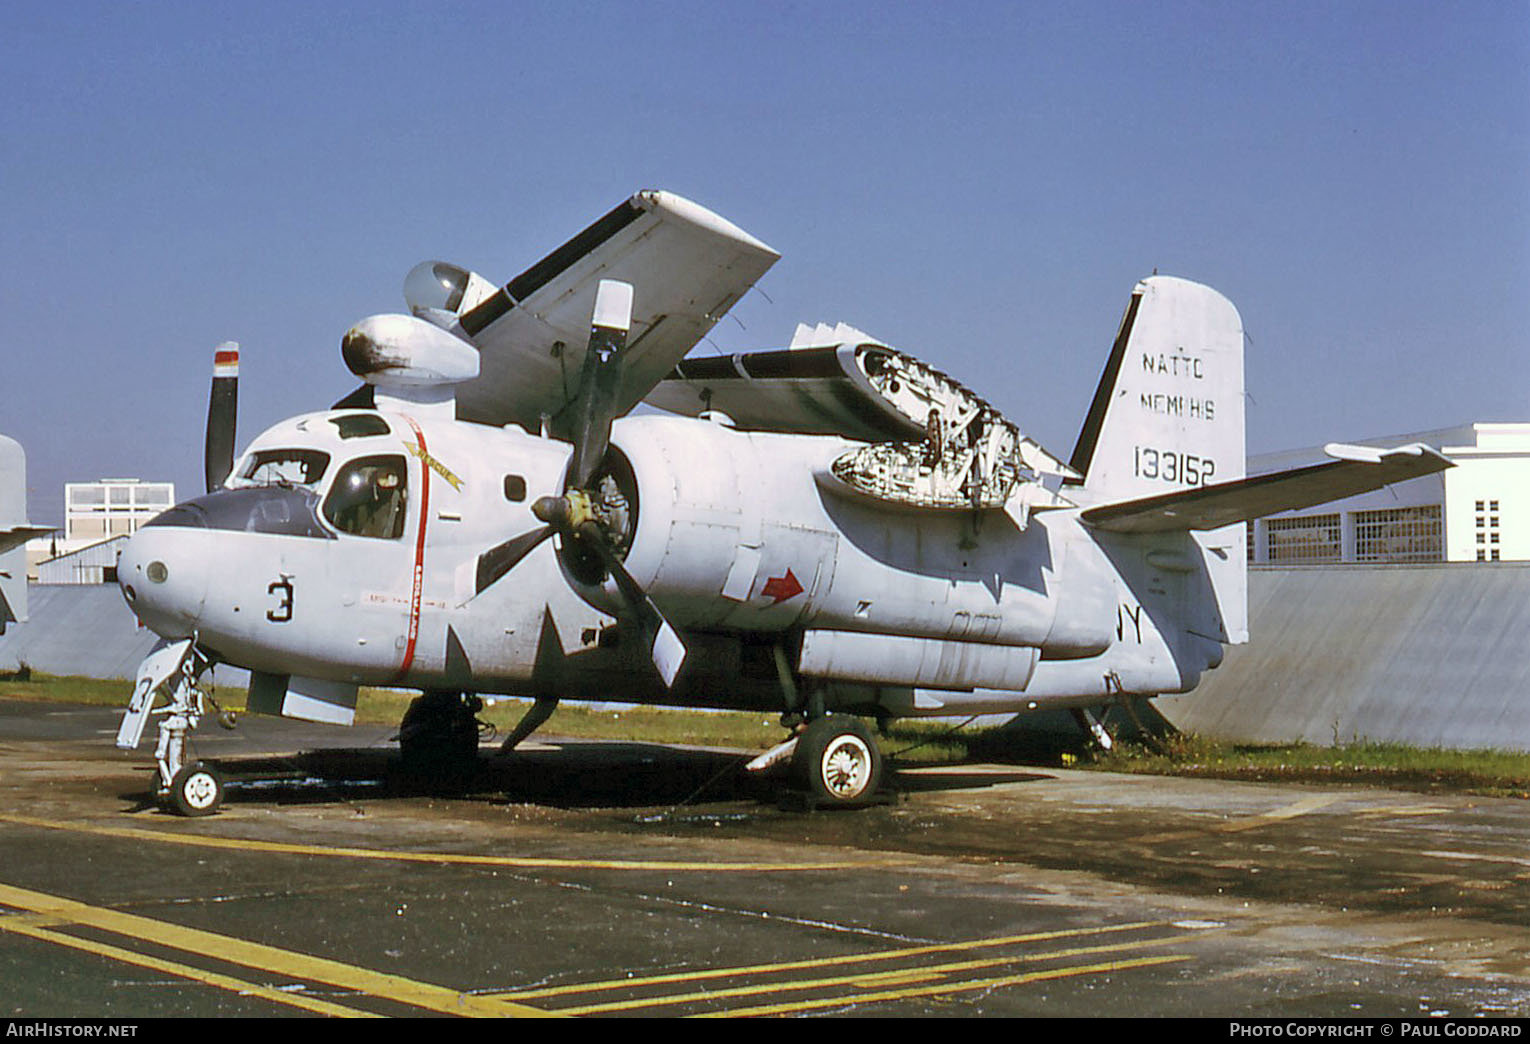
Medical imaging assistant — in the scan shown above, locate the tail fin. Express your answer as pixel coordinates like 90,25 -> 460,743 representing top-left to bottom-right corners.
0,435 -> 50,634
1070,276 -> 1248,647
1068,276 -> 1245,499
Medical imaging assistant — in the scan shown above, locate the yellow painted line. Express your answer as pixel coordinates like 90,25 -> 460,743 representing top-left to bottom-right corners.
0,882 -> 553,1018
0,812 -> 875,873
1137,794 -> 1341,843
1214,794 -> 1341,833
0,919 -> 380,1018
692,954 -> 1195,1017
1419,849 -> 1530,869
1351,804 -> 1451,817
558,934 -> 1185,1015
494,919 -> 1165,1000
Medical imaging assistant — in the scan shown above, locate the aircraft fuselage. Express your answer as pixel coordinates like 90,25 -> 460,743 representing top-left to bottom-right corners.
119,405 -> 1227,719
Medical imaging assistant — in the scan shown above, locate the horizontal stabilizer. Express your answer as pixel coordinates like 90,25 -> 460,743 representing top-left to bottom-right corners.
0,525 -> 53,557
1082,443 -> 1452,534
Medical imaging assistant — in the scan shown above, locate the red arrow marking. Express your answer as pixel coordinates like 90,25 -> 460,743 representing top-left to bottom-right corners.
761,568 -> 804,603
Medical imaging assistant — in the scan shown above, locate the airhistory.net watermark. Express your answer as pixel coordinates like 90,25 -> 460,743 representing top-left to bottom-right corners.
4,1025 -> 138,1038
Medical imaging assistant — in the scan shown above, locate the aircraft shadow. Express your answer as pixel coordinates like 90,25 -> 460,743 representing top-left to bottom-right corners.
120,738 -> 1058,812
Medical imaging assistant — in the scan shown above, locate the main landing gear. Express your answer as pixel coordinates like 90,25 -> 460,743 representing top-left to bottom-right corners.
744,645 -> 889,809
749,712 -> 888,809
791,714 -> 885,807
397,690 -> 486,773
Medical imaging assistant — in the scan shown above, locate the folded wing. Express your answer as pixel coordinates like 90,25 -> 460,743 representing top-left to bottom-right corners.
455,190 -> 779,433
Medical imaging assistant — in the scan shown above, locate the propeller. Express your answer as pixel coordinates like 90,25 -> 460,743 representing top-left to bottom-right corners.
204,342 -> 240,492
472,280 -> 687,686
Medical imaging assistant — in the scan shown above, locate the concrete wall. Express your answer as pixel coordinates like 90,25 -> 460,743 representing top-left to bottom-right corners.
8,566 -> 1530,754
0,584 -> 157,680
1159,564 -> 1530,751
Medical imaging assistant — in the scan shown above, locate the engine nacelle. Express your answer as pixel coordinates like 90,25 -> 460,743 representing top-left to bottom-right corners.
342,314 -> 479,388
574,415 -> 1117,663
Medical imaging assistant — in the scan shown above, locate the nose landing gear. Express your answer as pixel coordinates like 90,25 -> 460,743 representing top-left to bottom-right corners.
168,761 -> 225,817
117,638 -> 226,816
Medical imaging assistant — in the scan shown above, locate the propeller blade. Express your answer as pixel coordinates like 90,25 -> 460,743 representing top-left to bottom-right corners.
566,280 -> 633,489
574,519 -> 687,686
474,524 -> 554,595
204,342 -> 240,492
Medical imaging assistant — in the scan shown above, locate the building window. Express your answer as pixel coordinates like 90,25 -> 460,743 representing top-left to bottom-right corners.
1265,514 -> 1342,564
1474,499 -> 1503,563
1354,505 -> 1442,563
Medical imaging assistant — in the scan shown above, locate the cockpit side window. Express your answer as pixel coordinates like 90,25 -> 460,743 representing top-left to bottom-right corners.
240,449 -> 330,489
329,414 -> 392,440
323,455 -> 408,539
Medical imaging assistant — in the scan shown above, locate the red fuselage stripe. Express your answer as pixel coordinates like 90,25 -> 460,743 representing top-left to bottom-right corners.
393,416 -> 430,682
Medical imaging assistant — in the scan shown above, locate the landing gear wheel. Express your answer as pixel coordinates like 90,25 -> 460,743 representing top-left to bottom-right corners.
168,762 -> 223,817
792,715 -> 883,808
398,691 -> 483,774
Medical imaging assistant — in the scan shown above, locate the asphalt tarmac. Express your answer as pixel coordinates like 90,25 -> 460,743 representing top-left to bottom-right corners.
1,697 -> 1527,1018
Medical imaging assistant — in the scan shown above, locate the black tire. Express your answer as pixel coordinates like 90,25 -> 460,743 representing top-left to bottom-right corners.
168,762 -> 224,817
791,715 -> 883,807
398,692 -> 480,773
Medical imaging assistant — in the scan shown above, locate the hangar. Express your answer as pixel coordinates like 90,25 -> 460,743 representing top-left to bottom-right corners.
1248,422 -> 1530,565
1163,422 -> 1530,752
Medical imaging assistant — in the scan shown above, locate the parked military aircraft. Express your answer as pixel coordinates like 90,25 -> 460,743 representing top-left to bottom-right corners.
115,190 -> 1450,815
0,435 -> 52,634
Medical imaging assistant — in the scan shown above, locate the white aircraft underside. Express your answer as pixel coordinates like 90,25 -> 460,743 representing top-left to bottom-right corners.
113,190 -> 1452,814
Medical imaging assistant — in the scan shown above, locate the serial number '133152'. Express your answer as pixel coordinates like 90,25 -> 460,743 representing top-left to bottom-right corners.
1133,447 -> 1216,487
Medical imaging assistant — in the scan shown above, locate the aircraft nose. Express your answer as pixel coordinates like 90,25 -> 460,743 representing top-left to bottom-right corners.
117,525 -> 208,639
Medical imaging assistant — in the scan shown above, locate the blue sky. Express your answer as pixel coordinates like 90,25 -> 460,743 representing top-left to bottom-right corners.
3,1 -> 1527,524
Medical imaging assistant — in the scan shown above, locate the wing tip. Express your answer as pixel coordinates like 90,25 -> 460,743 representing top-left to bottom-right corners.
636,189 -> 779,258
1325,441 -> 1455,470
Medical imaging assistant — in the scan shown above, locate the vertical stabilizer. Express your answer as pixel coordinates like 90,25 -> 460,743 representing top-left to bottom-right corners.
1069,276 -> 1245,499
1070,277 -> 1248,645
0,435 -> 48,633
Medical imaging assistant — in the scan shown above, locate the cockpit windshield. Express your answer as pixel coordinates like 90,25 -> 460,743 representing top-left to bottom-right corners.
323,455 -> 408,539
238,449 -> 331,490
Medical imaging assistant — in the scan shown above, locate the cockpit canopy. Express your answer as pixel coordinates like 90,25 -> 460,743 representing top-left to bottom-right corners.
322,455 -> 407,540
158,429 -> 410,541
240,449 -> 330,490
402,260 -> 498,319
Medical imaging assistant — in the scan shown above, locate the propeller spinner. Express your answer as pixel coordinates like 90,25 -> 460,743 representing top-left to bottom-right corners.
473,280 -> 687,686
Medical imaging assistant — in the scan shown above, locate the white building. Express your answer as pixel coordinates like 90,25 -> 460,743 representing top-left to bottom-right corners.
28,478 -> 175,582
1250,423 -> 1530,565
64,478 -> 174,542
